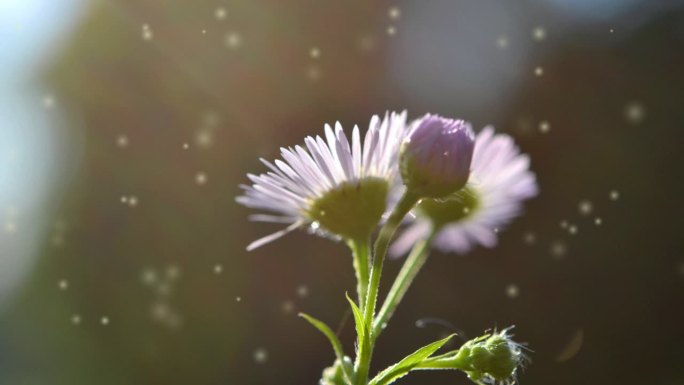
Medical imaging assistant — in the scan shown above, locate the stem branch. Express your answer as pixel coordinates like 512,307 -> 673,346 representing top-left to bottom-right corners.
354,192 -> 418,385
372,230 -> 435,337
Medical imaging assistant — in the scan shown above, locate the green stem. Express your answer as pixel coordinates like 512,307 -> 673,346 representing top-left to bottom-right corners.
414,358 -> 462,370
348,238 -> 371,312
355,192 -> 419,385
413,351 -> 471,371
372,230 -> 435,338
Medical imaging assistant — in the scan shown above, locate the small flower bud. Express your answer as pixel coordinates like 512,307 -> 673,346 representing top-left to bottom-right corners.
400,114 -> 475,198
456,328 -> 526,384
319,357 -> 353,385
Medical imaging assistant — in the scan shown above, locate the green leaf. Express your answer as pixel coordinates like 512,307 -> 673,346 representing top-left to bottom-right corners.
368,334 -> 456,385
345,293 -> 371,385
345,292 -> 366,339
299,313 -> 354,384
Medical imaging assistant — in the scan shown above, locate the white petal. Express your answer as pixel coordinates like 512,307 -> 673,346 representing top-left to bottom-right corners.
246,221 -> 304,251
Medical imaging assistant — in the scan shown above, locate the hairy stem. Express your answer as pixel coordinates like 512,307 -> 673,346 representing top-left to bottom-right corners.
372,231 -> 435,338
348,238 -> 371,313
355,192 -> 419,385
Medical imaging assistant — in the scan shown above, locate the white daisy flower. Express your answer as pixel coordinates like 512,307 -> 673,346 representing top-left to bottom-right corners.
237,111 -> 408,250
391,126 -> 538,255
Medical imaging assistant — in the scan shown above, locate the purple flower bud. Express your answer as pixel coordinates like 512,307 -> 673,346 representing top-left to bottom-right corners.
400,114 -> 475,198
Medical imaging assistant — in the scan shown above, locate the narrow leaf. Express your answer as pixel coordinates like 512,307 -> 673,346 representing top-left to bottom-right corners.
345,292 -> 366,338
346,293 -> 371,385
368,334 -> 456,385
299,313 -> 354,384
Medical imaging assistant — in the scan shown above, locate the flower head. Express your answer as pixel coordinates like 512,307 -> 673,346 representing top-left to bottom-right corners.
391,126 -> 538,255
237,112 -> 408,250
456,327 -> 527,385
400,114 -> 475,198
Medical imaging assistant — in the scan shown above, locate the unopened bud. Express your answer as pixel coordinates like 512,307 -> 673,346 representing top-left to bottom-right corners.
400,114 -> 475,198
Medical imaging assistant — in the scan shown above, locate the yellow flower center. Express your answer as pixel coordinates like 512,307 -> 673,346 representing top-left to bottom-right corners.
415,186 -> 480,229
306,177 -> 389,240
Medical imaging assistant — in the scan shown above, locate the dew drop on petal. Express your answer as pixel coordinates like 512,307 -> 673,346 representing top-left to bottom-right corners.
253,348 -> 268,364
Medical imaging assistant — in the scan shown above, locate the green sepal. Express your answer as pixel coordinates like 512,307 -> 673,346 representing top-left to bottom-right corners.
299,313 -> 354,385
368,334 -> 456,385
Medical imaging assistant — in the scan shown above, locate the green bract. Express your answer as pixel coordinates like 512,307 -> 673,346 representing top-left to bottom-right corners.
415,186 -> 480,229
306,177 -> 388,240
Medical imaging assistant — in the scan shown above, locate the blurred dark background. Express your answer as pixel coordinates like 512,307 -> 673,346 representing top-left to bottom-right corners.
1,0 -> 683,384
